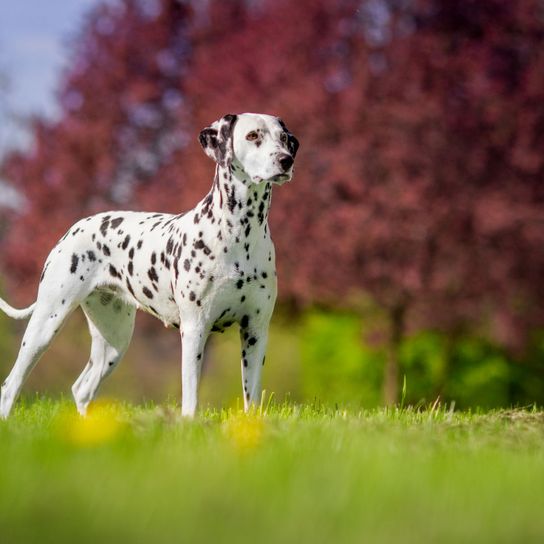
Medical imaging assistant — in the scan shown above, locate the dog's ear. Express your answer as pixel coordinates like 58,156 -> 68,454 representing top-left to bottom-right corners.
199,114 -> 238,165
277,117 -> 300,158
287,133 -> 300,158
198,126 -> 220,161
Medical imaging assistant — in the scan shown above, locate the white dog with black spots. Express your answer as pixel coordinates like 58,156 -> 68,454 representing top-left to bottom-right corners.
0,112 -> 299,418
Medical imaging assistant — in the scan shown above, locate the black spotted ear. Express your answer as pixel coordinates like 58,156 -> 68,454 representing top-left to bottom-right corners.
199,128 -> 218,151
277,117 -> 300,158
199,127 -> 219,161
198,114 -> 238,165
287,134 -> 300,157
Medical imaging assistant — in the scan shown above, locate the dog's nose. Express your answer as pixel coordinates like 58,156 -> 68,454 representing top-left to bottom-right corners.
278,154 -> 294,172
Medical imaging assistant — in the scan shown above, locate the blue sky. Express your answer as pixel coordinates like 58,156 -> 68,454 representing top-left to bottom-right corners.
0,0 -> 99,153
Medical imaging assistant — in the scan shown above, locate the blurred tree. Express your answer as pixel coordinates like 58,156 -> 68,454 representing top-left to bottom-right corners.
184,0 -> 544,403
1,0 -> 193,297
2,0 -> 544,405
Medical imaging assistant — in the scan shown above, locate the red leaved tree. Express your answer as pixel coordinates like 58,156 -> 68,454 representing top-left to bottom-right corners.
1,0 -> 193,297
184,0 -> 544,402
2,0 -> 544,403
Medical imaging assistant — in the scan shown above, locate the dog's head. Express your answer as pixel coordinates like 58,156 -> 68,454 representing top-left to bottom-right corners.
199,113 -> 299,185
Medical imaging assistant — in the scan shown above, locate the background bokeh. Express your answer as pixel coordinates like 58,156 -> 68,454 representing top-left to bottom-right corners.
1,0 -> 544,409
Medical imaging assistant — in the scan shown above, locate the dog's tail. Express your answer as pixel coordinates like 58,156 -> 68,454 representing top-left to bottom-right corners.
0,296 -> 35,320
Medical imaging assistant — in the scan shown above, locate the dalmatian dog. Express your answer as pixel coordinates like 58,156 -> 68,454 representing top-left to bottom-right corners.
0,113 -> 299,419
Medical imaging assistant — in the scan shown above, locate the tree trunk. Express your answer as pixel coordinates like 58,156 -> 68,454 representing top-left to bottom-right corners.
383,303 -> 406,406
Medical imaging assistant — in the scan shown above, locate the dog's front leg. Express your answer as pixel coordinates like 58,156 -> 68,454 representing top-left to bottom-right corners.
180,325 -> 209,418
240,322 -> 269,411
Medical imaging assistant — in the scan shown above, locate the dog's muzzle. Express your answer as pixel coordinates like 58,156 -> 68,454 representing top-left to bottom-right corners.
270,154 -> 294,184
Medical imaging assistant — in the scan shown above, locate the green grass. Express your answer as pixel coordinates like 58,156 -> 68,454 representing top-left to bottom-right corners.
1,399 -> 544,543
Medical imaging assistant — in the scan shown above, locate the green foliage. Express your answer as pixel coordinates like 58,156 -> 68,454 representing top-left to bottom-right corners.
400,331 -> 544,409
299,310 -> 544,409
300,309 -> 383,407
441,336 -> 512,409
1,400 -> 544,543
398,331 -> 448,403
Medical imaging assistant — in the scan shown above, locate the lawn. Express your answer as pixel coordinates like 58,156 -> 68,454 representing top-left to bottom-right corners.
0,399 -> 543,543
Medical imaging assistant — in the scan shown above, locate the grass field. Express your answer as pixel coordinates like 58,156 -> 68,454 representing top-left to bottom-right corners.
1,399 -> 543,543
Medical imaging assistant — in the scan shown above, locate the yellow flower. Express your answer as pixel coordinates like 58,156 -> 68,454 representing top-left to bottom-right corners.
223,412 -> 265,453
57,400 -> 125,446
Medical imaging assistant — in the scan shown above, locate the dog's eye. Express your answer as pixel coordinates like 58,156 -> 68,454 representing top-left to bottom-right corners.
280,132 -> 288,144
246,131 -> 259,141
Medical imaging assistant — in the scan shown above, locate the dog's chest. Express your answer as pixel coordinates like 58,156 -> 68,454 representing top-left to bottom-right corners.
175,218 -> 277,317
205,252 -> 277,334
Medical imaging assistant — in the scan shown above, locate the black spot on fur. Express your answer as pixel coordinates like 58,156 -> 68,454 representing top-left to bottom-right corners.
109,264 -> 121,278
227,185 -> 237,213
142,286 -> 154,299
122,235 -> 130,250
100,219 -> 110,236
110,217 -> 124,229
87,250 -> 96,262
194,239 -> 211,255
70,254 -> 78,274
148,267 -> 159,283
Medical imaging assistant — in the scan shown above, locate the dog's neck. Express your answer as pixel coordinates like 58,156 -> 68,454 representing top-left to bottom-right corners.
195,161 -> 272,245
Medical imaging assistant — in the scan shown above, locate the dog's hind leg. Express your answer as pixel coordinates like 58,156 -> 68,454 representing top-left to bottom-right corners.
72,291 -> 136,415
0,298 -> 76,418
